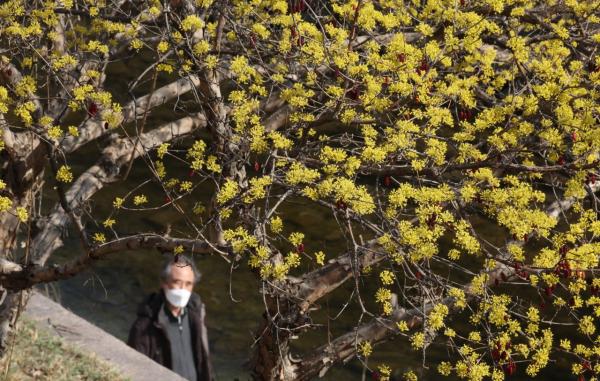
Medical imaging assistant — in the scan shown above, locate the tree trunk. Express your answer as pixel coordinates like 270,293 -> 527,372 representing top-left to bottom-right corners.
249,293 -> 297,381
0,124 -> 46,357
0,165 -> 36,356
0,289 -> 31,354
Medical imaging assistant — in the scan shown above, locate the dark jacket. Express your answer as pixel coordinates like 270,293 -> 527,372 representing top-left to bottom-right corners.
127,291 -> 214,381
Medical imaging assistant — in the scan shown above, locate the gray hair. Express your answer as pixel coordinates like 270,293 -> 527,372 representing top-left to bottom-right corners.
160,255 -> 201,284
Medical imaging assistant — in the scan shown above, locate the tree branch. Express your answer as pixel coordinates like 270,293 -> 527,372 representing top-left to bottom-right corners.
61,75 -> 202,153
31,112 -> 207,266
1,233 -> 224,289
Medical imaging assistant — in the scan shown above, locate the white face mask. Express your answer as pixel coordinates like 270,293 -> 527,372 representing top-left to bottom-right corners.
164,287 -> 192,308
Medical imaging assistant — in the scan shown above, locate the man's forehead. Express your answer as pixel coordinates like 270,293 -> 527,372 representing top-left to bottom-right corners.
170,264 -> 195,278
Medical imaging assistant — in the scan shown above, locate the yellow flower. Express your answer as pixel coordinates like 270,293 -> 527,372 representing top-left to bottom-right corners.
193,40 -> 210,55
47,126 -> 63,140
102,218 -> 116,228
156,63 -> 174,73
358,340 -> 372,357
133,194 -> 148,205
181,15 -> 204,31
379,270 -> 395,285
579,315 -> 596,336
113,197 -> 124,209
179,181 -> 193,193
130,39 -> 143,51
378,365 -> 391,381
403,370 -> 418,381
93,233 -> 106,243
288,232 -> 304,246
396,321 -> 409,332
216,179 -> 239,205
68,126 -> 79,137
438,362 -> 452,376
16,207 -> 28,222
56,165 -> 73,183
314,251 -> 325,266
428,304 -> 449,330
157,41 -> 169,53
270,216 -> 283,233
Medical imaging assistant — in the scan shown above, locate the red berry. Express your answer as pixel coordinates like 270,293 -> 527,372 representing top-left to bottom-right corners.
254,161 -> 260,171
297,243 -> 305,253
384,176 -> 391,187
586,173 -> 596,185
492,348 -> 500,361
504,360 -> 516,376
426,214 -> 437,227
418,59 -> 428,74
87,102 -> 98,117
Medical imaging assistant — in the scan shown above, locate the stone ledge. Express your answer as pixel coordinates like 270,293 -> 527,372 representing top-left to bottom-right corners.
24,291 -> 186,381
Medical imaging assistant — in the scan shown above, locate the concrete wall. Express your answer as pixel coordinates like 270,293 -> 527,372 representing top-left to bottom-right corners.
25,291 -> 186,381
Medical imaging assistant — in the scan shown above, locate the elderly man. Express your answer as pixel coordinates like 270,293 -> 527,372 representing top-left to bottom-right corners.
128,255 -> 213,381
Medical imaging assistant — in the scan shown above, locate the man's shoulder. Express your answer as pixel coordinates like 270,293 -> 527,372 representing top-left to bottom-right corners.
136,291 -> 164,318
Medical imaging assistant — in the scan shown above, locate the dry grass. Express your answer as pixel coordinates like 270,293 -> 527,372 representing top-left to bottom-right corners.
0,319 -> 128,381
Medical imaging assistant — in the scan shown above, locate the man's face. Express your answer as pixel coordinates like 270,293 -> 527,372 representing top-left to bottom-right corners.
162,263 -> 195,292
